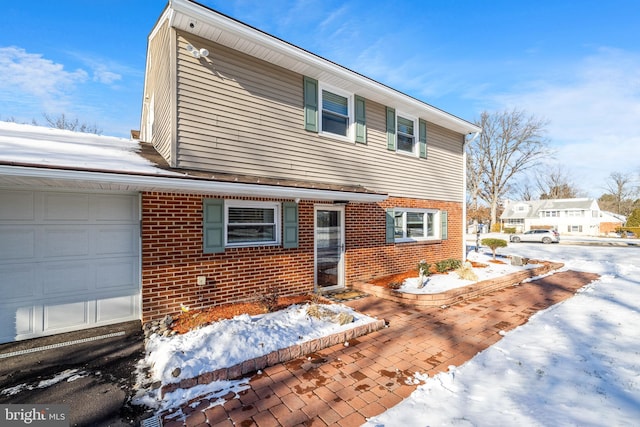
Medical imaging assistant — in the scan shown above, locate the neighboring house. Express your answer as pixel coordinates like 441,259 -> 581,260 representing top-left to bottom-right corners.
500,198 -> 623,236
599,211 -> 626,235
0,0 -> 479,343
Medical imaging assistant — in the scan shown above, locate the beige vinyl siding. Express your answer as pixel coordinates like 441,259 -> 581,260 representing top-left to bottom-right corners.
174,32 -> 464,202
143,20 -> 173,162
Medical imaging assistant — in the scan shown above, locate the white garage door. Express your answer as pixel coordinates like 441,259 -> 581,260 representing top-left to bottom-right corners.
0,189 -> 140,343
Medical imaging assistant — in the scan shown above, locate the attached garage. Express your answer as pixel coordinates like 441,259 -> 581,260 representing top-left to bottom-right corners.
0,189 -> 141,343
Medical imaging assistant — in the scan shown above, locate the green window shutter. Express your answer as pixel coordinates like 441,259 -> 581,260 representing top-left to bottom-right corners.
385,208 -> 395,243
419,119 -> 427,159
203,198 -> 225,254
354,95 -> 367,144
386,107 -> 396,151
441,210 -> 448,240
282,201 -> 299,249
303,76 -> 318,132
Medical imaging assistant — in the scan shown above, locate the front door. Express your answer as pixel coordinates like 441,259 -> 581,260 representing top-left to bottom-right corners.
314,206 -> 345,292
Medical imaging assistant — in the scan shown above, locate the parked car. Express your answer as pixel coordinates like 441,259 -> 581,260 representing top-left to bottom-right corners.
510,229 -> 560,244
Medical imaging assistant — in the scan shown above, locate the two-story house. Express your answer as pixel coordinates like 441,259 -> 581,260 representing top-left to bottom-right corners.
0,0 -> 479,342
500,198 -> 624,236
138,0 -> 479,321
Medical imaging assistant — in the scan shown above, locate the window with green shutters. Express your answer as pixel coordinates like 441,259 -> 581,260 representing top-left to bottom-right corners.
203,200 -> 292,252
303,76 -> 365,143
386,108 -> 428,158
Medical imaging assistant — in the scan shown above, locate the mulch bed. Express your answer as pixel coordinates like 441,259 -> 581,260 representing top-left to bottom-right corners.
171,295 -> 315,334
368,261 -> 490,289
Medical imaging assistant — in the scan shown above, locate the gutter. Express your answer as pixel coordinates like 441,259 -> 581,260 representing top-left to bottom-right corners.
0,165 -> 388,203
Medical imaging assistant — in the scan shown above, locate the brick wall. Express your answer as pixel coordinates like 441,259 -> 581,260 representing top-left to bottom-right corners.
141,192 -> 315,322
345,197 -> 463,284
141,192 -> 463,322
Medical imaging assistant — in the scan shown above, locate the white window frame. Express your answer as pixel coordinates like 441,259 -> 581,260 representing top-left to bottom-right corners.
225,200 -> 280,247
319,83 -> 354,142
393,208 -> 440,242
395,112 -> 418,156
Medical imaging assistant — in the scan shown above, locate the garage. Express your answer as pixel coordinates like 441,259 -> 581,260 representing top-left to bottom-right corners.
0,189 -> 141,343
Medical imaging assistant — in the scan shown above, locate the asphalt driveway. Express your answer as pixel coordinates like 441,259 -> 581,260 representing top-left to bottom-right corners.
0,321 -> 149,426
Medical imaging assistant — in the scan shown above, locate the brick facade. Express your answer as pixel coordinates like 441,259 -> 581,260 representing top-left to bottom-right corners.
141,192 -> 463,322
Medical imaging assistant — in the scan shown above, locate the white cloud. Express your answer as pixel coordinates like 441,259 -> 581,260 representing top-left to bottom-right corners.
0,46 -> 88,111
490,48 -> 640,197
92,66 -> 122,84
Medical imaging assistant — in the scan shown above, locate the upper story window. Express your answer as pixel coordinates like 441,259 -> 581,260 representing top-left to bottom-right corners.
321,88 -> 351,138
396,115 -> 416,154
303,76 -> 366,144
542,210 -> 559,217
516,205 -> 527,212
385,107 -> 427,158
566,210 -> 583,217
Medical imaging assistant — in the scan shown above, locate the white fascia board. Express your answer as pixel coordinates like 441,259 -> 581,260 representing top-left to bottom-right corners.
0,165 -> 388,203
169,0 -> 480,135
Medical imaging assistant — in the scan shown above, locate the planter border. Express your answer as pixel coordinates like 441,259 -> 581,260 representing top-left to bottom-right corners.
160,318 -> 386,397
352,261 -> 564,307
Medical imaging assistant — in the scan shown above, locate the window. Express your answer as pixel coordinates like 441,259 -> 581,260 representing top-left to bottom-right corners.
225,201 -> 280,246
568,225 -> 583,233
396,116 -> 416,154
321,88 -> 351,138
386,107 -> 427,158
203,200 -> 296,254
393,208 -> 439,241
516,205 -> 527,212
567,210 -> 583,217
543,210 -> 559,217
303,77 -> 366,143
506,218 -> 524,225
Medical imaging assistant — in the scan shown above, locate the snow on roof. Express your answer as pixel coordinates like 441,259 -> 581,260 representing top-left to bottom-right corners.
0,121 -> 387,202
0,121 -> 171,175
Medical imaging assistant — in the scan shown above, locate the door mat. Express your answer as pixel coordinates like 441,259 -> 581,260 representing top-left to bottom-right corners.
323,289 -> 369,302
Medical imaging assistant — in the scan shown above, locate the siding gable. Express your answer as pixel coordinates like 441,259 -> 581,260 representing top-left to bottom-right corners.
173,34 -> 465,202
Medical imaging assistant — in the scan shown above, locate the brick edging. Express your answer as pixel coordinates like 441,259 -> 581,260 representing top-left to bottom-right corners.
352,261 -> 564,307
160,318 -> 387,397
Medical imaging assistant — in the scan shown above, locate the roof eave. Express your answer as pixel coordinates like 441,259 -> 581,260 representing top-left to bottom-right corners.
166,0 -> 480,135
0,165 -> 388,203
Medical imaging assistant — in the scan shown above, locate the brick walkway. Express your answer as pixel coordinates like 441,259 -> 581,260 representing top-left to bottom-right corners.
165,270 -> 599,427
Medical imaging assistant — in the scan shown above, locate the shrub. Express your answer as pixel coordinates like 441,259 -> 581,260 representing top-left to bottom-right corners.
435,258 -> 462,273
417,259 -> 431,277
253,285 -> 280,312
503,227 -> 516,234
481,238 -> 508,260
491,223 -> 502,232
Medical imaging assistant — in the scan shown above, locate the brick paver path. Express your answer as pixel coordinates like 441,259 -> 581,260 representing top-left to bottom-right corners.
166,270 -> 599,427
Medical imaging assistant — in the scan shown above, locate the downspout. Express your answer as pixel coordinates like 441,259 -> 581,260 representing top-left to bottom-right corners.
462,131 -> 480,261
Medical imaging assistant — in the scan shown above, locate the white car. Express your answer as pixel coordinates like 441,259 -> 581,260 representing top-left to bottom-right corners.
510,229 -> 560,244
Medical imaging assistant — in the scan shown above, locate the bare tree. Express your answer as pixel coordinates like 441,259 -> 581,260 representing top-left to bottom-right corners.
43,113 -> 102,135
536,165 -> 580,199
603,172 -> 635,216
468,109 -> 549,227
466,133 -> 487,231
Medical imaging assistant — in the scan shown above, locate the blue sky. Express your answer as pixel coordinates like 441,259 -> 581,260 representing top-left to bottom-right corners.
1,0 -> 639,197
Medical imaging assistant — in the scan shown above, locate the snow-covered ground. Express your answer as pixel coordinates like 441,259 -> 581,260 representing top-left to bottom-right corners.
134,241 -> 640,425
365,242 -> 640,426
135,303 -> 380,412
400,251 -> 539,294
